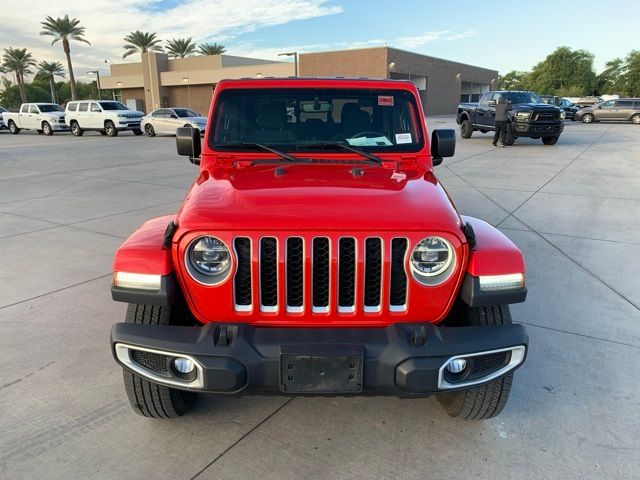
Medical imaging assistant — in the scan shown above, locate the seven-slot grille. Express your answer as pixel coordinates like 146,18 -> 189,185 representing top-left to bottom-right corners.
233,236 -> 409,314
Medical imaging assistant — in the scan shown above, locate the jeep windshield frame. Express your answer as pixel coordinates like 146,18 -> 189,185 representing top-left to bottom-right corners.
209,88 -> 424,154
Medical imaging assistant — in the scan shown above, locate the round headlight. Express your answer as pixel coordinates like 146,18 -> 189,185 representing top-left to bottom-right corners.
186,236 -> 231,284
410,237 -> 454,284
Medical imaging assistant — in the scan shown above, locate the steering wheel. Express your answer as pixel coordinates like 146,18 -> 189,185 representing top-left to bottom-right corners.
351,130 -> 386,138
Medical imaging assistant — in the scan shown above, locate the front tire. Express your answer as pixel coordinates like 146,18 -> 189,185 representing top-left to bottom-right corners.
502,124 -> 516,146
121,304 -> 197,418
437,305 -> 515,420
105,121 -> 118,137
42,122 -> 53,136
542,136 -> 559,145
582,113 -> 594,123
71,121 -> 84,137
8,121 -> 20,134
144,123 -> 156,137
460,119 -> 473,139
631,114 -> 640,125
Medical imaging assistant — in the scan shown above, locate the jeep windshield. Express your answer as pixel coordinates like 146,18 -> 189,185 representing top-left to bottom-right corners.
502,92 -> 544,104
99,101 -> 129,110
211,88 -> 423,153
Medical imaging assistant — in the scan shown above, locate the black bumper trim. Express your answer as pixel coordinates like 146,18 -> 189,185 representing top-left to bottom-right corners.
111,321 -> 528,395
111,274 -> 177,306
460,274 -> 527,307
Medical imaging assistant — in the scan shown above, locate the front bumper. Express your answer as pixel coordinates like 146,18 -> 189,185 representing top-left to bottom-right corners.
117,121 -> 141,130
512,121 -> 564,136
111,321 -> 528,396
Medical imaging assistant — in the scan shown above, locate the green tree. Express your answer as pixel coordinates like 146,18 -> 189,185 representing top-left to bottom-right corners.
198,42 -> 226,55
621,50 -> 640,97
40,15 -> 90,101
0,79 -> 50,107
166,38 -> 198,58
37,61 -> 65,103
1,47 -> 37,102
498,70 -> 529,90
122,31 -> 163,58
526,46 -> 597,96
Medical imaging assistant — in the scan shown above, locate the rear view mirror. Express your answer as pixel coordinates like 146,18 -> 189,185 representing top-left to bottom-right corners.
488,100 -> 497,107
176,127 -> 201,165
431,129 -> 456,166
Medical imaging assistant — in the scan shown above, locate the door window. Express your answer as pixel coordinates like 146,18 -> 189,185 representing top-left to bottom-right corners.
29,105 -> 40,113
90,103 -> 102,112
78,103 -> 89,112
67,103 -> 77,112
600,100 -> 615,109
615,100 -> 633,108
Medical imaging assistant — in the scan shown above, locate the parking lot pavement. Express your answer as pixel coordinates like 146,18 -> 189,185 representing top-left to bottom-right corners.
0,122 -> 638,479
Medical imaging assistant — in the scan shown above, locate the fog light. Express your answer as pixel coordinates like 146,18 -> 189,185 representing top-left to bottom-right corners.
446,358 -> 467,374
173,358 -> 195,374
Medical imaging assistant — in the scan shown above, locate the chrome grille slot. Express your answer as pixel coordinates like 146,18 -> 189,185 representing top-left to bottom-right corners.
363,238 -> 382,311
389,238 -> 408,310
233,237 -> 252,311
338,238 -> 356,312
260,237 -> 278,311
312,237 -> 330,312
286,237 -> 304,312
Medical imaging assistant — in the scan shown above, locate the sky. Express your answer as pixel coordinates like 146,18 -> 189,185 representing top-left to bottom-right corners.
1,0 -> 638,83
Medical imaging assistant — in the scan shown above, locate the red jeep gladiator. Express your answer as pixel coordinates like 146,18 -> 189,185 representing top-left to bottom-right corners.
110,78 -> 528,420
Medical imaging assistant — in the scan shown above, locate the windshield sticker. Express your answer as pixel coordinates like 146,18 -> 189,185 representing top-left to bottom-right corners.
378,95 -> 394,106
395,133 -> 412,144
347,136 -> 393,147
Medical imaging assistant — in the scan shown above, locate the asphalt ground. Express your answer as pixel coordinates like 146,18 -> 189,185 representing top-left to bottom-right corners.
1,118 -> 638,479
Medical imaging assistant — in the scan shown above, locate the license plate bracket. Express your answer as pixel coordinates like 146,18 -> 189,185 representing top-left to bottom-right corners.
280,346 -> 363,394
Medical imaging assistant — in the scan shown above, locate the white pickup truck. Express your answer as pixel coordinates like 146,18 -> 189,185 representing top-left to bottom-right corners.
65,100 -> 143,137
2,103 -> 69,135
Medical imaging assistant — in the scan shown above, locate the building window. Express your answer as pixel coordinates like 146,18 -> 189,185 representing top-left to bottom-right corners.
113,89 -> 122,102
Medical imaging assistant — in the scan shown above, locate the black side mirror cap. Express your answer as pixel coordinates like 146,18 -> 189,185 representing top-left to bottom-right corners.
176,127 -> 201,165
431,129 -> 456,166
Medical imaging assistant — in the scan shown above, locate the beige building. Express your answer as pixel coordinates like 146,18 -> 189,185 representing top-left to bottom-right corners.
101,47 -> 497,116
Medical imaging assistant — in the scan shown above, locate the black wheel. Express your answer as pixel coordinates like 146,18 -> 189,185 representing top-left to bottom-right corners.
133,128 -> 143,136
99,130 -> 107,135
105,121 -> 118,137
71,121 -> 84,137
8,121 -> 20,134
581,113 -> 594,123
42,122 -> 53,136
460,119 -> 473,139
121,303 -> 197,418
144,123 -> 156,137
502,124 -> 516,146
542,136 -> 559,145
437,305 -> 515,420
631,114 -> 640,125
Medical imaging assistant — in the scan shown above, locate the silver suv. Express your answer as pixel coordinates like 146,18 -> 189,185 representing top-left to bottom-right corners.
576,98 -> 640,124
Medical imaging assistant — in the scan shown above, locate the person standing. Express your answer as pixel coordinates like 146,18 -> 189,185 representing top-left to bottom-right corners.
493,95 -> 512,147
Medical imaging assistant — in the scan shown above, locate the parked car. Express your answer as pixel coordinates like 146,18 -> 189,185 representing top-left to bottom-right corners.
0,105 -> 7,130
457,91 -> 565,145
574,96 -> 602,108
2,103 -> 68,135
65,100 -> 143,137
575,98 -> 640,124
141,108 -> 207,136
540,95 -> 578,120
109,78 -> 529,420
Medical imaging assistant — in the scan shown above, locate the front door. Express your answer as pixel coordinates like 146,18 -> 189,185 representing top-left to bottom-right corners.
26,105 -> 40,129
595,100 -> 616,120
89,102 -> 103,129
476,93 -> 495,128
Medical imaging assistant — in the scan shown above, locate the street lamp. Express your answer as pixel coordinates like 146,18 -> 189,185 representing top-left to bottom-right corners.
87,70 -> 101,100
278,51 -> 298,77
183,76 -> 191,110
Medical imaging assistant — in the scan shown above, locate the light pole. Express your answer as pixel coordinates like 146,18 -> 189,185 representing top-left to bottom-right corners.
87,70 -> 101,100
278,52 -> 298,76
183,76 -> 191,110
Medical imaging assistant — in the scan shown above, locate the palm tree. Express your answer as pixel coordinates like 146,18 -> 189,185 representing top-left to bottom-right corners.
198,42 -> 226,56
38,61 -> 65,103
2,48 -> 37,102
166,38 -> 197,58
122,31 -> 164,59
40,15 -> 90,101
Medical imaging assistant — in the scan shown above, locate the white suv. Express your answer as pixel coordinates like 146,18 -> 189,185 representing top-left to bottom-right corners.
65,100 -> 143,137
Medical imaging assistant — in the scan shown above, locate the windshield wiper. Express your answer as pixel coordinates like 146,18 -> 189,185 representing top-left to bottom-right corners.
296,142 -> 382,164
214,142 -> 296,162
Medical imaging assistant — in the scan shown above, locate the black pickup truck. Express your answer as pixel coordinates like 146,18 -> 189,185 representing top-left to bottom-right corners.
457,91 -> 565,145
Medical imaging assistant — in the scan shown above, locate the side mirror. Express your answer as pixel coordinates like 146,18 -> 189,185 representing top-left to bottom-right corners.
170,114 -> 178,119
431,129 -> 456,166
176,127 -> 201,165
488,100 -> 497,107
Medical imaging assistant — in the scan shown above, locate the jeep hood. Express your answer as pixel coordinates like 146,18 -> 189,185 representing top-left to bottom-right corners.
176,164 -> 463,236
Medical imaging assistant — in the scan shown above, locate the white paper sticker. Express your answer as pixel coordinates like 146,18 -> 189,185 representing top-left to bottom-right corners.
395,133 -> 412,144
